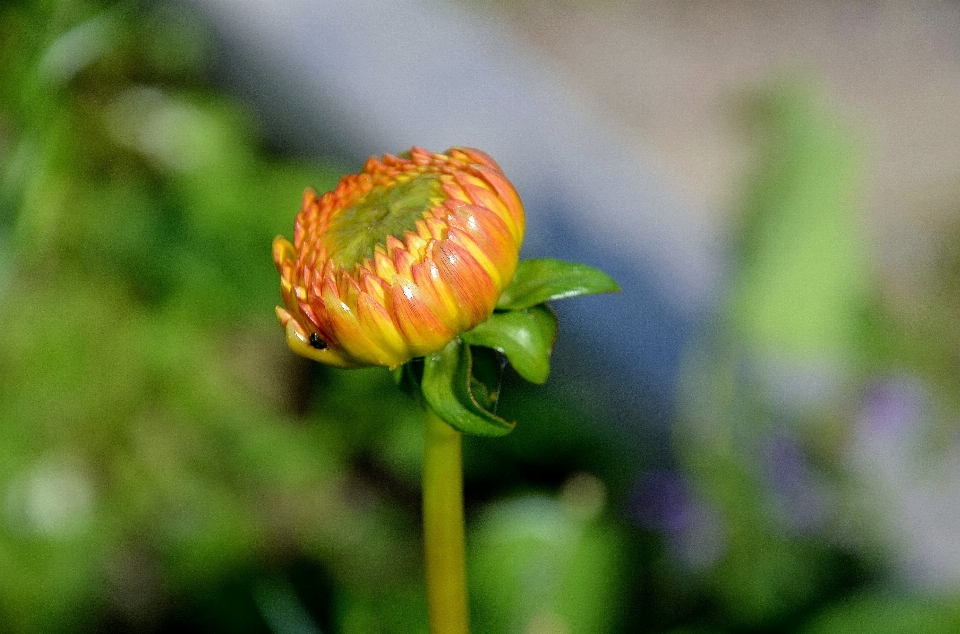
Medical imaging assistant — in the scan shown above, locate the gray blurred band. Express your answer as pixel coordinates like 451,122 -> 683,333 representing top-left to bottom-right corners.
187,0 -> 724,433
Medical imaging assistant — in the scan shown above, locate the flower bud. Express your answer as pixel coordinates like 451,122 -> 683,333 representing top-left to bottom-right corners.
274,147 -> 525,369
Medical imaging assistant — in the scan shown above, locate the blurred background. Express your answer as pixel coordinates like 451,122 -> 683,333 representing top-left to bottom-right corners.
4,0 -> 960,632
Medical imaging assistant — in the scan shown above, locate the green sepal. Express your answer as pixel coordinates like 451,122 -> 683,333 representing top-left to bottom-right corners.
461,305 -> 558,384
468,345 -> 506,408
422,338 -> 515,437
393,358 -> 424,405
497,258 -> 621,310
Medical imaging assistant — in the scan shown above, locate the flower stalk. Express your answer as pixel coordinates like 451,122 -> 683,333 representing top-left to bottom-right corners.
422,407 -> 470,634
272,147 -> 619,633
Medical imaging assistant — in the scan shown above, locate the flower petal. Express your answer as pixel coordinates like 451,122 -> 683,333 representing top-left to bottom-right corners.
321,278 -> 390,366
447,204 -> 517,290
432,239 -> 498,327
356,293 -> 409,368
470,164 -> 525,239
390,275 -> 455,355
411,257 -> 464,332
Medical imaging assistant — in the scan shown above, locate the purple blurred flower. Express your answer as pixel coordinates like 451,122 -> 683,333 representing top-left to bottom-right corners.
763,433 -> 827,534
857,378 -> 923,438
631,470 -> 725,572
846,376 -> 960,590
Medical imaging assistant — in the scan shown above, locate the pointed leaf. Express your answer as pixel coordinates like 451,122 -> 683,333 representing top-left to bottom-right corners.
422,339 -> 515,437
497,258 -> 620,310
461,305 -> 558,384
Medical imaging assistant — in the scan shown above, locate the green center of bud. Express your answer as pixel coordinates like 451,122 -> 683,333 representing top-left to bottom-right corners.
328,173 -> 444,268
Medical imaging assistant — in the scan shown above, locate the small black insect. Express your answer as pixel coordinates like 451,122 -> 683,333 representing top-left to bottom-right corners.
308,332 -> 327,350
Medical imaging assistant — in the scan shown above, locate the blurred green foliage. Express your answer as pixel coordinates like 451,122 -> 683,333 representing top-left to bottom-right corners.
729,86 -> 869,366
675,83 -> 960,634
680,85 -> 869,628
0,1 -> 634,633
0,0 -> 360,631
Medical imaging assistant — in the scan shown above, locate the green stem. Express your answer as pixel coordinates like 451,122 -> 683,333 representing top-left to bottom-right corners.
422,407 -> 470,634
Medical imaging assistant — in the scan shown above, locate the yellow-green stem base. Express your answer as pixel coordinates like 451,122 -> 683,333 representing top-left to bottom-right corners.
422,408 -> 470,634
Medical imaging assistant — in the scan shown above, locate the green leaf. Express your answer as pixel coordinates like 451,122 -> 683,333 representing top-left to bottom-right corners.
497,258 -> 620,310
421,339 -> 515,437
461,305 -> 558,384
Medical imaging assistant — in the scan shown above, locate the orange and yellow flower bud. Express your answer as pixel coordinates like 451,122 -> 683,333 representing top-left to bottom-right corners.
273,147 -> 525,369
